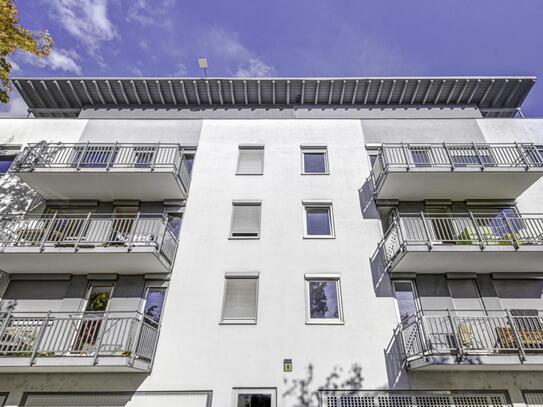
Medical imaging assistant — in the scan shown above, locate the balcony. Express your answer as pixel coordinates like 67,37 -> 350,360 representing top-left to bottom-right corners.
401,309 -> 543,370
0,213 -> 178,274
13,143 -> 191,200
0,311 -> 158,372
370,143 -> 543,201
379,212 -> 543,273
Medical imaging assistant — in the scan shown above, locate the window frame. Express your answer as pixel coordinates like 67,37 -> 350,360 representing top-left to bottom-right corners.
220,273 -> 260,325
302,201 -> 335,239
301,145 -> 329,175
229,200 -> 262,239
232,388 -> 276,407
140,282 -> 169,326
304,274 -> 343,325
236,145 -> 265,175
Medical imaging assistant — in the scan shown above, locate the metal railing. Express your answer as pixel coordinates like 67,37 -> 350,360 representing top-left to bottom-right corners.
13,142 -> 192,193
380,212 -> 543,267
371,143 -> 543,194
401,309 -> 543,363
0,311 -> 159,366
0,212 -> 179,266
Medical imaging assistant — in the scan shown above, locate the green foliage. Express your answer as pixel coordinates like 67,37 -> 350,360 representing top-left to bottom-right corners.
0,0 -> 53,102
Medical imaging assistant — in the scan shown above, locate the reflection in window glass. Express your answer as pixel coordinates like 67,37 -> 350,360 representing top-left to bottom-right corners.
309,281 -> 339,319
306,208 -> 331,236
303,152 -> 326,173
0,156 -> 15,174
144,287 -> 166,323
237,394 -> 272,407
393,281 -> 417,326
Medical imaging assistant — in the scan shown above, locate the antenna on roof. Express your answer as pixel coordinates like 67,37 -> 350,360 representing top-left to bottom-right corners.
198,58 -> 208,78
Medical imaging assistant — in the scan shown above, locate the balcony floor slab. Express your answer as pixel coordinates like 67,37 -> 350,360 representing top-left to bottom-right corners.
375,170 -> 543,201
16,170 -> 186,201
408,354 -> 543,371
0,247 -> 171,274
0,356 -> 151,372
389,245 -> 543,273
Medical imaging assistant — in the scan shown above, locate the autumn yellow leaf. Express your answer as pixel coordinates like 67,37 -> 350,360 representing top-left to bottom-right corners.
0,0 -> 53,103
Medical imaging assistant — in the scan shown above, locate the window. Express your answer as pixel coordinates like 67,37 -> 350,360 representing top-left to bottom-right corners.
133,146 -> 156,167
305,275 -> 343,324
392,281 -> 418,327
303,202 -> 334,238
221,274 -> 259,324
0,154 -> 15,174
301,146 -> 328,174
230,201 -> 261,238
237,145 -> 264,175
233,389 -> 276,407
143,286 -> 167,325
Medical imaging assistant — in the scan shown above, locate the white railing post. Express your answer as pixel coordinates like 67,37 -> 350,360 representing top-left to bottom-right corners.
92,312 -> 109,365
29,311 -> 51,365
443,143 -> 454,171
506,309 -> 526,362
150,142 -> 160,171
468,211 -> 485,250
447,309 -> 464,361
503,215 -> 519,249
127,213 -> 141,251
420,212 -> 433,250
105,142 -> 117,170
76,142 -> 90,170
472,142 -> 485,171
74,212 -> 92,251
40,212 -> 57,252
514,142 -> 530,170
401,142 -> 410,171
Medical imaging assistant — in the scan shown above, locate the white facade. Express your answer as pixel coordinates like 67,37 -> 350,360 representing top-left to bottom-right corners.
0,77 -> 543,406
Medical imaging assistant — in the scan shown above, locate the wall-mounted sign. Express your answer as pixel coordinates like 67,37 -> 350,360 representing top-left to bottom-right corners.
283,359 -> 292,372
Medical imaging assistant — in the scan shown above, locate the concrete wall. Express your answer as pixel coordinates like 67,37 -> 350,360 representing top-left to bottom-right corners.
1,117 -> 543,406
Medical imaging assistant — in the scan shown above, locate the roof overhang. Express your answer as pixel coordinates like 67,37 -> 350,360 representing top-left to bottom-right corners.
11,76 -> 536,118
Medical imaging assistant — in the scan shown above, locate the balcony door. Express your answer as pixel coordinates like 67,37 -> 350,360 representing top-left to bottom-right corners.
72,283 -> 114,354
393,281 -> 421,357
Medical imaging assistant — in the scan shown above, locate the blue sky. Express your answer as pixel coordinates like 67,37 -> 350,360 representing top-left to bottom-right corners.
2,0 -> 543,116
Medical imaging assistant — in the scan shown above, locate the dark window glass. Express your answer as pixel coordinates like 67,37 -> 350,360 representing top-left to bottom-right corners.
303,152 -> 326,173
410,147 -> 431,167
185,154 -> 194,172
306,208 -> 331,235
144,287 -> 166,324
0,156 -> 15,174
237,394 -> 271,407
309,280 -> 339,319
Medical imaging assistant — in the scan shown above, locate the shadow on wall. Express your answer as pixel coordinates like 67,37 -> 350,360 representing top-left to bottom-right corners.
0,173 -> 42,214
384,325 -> 408,389
369,245 -> 393,298
359,178 -> 379,220
282,363 -> 363,407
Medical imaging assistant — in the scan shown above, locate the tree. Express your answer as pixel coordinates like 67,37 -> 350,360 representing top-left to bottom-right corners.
0,0 -> 53,103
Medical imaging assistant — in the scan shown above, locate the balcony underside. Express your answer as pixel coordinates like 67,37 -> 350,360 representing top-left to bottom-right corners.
16,169 -> 186,201
375,169 -> 543,201
407,354 -> 543,371
0,356 -> 151,372
389,245 -> 543,273
0,247 -> 170,274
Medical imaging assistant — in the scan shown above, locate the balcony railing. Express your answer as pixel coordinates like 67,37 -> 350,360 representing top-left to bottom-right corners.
0,212 -> 178,266
371,143 -> 543,195
381,212 -> 543,268
13,142 -> 192,193
401,309 -> 543,365
0,311 -> 159,367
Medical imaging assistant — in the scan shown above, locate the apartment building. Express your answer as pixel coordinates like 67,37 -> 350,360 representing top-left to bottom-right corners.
0,76 -> 542,406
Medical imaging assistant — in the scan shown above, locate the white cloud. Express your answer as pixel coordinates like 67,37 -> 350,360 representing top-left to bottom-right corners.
19,49 -> 82,74
0,94 -> 29,118
236,58 -> 274,77
7,58 -> 21,73
126,0 -> 174,27
201,28 -> 275,77
174,63 -> 187,76
49,0 -> 117,53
